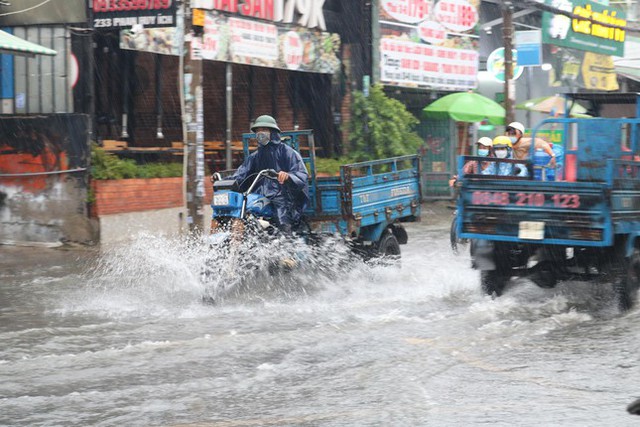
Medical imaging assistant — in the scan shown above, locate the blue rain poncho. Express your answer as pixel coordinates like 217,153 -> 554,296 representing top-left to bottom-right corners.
232,134 -> 309,228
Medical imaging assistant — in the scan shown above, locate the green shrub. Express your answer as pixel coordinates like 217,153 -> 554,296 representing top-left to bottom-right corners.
348,85 -> 423,162
314,156 -> 352,175
91,144 -> 183,180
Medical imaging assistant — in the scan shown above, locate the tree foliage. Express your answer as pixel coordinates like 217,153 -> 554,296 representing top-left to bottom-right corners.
348,85 -> 423,162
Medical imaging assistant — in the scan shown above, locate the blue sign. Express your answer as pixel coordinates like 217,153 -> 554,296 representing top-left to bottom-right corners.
515,30 -> 542,66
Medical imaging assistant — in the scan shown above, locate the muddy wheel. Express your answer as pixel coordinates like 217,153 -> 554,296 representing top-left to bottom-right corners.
531,260 -> 558,289
615,248 -> 640,311
450,212 -> 469,255
377,231 -> 401,259
481,270 -> 508,297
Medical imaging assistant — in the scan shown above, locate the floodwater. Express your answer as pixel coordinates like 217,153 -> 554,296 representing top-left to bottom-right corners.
1,212 -> 640,427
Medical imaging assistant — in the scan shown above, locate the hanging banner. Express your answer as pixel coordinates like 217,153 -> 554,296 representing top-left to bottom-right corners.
379,0 -> 480,91
120,10 -> 341,74
542,0 -> 626,57
547,45 -> 618,90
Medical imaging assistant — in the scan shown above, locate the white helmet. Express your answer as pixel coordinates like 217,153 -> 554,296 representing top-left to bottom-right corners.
477,137 -> 493,147
507,122 -> 525,136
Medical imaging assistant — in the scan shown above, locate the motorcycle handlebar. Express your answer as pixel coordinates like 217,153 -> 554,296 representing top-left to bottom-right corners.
263,169 -> 279,180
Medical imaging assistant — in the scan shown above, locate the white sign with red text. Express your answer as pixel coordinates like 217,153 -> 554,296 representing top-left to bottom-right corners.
380,0 -> 432,24
380,38 -> 478,90
229,17 -> 278,61
283,31 -> 303,70
418,20 -> 447,44
194,0 -> 327,30
434,0 -> 478,33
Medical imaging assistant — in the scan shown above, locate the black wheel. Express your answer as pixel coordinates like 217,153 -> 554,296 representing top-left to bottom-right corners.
480,270 -> 508,297
377,231 -> 401,258
531,260 -> 558,289
450,211 -> 469,255
450,214 -> 459,254
615,248 -> 640,311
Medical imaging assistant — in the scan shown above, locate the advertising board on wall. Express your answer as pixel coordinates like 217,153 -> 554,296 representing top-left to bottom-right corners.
192,0 -> 328,30
120,10 -> 341,74
91,0 -> 178,29
379,0 -> 480,91
542,0 -> 626,56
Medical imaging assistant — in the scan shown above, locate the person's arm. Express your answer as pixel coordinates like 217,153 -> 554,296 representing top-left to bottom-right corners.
462,160 -> 477,175
279,148 -> 308,189
231,154 -> 255,190
533,138 -> 557,167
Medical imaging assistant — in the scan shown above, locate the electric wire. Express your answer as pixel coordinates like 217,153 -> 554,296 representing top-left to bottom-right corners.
0,0 -> 52,17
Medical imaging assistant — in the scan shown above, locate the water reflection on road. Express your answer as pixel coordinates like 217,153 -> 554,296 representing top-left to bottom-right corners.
1,220 -> 639,426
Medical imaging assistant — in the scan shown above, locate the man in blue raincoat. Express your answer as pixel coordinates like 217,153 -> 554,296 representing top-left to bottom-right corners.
231,115 -> 309,233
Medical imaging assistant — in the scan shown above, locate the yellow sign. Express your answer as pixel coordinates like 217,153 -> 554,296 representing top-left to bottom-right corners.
572,4 -> 626,43
581,52 -> 619,90
192,8 -> 205,27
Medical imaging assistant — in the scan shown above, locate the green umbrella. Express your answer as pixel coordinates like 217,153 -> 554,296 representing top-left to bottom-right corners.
422,92 -> 506,125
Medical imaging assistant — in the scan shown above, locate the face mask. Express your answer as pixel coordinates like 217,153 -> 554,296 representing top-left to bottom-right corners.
256,131 -> 270,146
495,149 -> 508,159
477,148 -> 490,157
508,136 -> 518,144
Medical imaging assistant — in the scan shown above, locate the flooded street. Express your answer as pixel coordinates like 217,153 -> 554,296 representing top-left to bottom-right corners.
2,210 -> 640,427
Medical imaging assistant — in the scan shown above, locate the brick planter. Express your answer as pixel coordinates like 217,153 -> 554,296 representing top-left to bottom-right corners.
91,177 -> 214,217
91,178 -> 183,217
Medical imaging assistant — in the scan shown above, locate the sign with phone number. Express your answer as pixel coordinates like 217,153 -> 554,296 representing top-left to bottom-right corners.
471,191 -> 581,209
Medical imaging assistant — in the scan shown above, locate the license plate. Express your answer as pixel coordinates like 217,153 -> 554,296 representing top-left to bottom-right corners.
213,193 -> 229,206
518,221 -> 545,240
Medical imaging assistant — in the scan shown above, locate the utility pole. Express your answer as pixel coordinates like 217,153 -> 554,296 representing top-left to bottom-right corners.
183,1 -> 205,233
503,0 -> 515,125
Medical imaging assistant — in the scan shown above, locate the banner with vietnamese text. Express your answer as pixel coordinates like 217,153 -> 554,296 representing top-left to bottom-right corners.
379,0 -> 480,91
120,10 -> 341,74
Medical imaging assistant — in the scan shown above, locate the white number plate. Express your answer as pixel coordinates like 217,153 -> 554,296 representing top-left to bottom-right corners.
213,193 -> 230,206
518,221 -> 545,240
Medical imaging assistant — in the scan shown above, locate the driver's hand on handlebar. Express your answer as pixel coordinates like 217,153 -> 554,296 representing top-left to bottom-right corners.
210,172 -> 222,183
277,171 -> 289,184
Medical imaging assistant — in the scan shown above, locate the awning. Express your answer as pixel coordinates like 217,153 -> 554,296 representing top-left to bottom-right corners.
0,29 -> 56,57
615,35 -> 640,82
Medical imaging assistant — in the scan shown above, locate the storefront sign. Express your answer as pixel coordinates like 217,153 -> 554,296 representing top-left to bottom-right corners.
433,0 -> 478,33
542,0 -> 626,56
192,0 -> 327,30
487,47 -> 524,82
92,0 -> 177,29
581,51 -> 618,90
121,10 -> 340,74
547,45 -> 618,90
379,0 -> 479,90
515,30 -> 542,66
380,0 -> 431,24
380,38 -> 478,90
228,17 -> 278,61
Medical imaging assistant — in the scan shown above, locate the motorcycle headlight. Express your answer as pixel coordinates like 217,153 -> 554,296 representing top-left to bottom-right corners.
213,193 -> 230,206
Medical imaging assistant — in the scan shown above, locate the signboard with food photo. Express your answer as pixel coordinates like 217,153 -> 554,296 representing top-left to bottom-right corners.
379,0 -> 480,90
120,10 -> 340,74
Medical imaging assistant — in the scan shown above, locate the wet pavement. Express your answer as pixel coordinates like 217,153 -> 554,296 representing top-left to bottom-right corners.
1,202 -> 640,426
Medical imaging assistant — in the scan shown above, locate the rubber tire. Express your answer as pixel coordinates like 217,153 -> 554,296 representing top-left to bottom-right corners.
378,231 -> 401,258
450,215 -> 459,254
481,270 -> 507,297
531,260 -> 558,289
615,248 -> 640,311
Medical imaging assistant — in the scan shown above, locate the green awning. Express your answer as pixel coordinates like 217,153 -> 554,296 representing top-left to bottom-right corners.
0,29 -> 56,57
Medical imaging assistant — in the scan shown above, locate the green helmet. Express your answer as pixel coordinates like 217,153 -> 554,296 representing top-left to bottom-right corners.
251,115 -> 280,132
